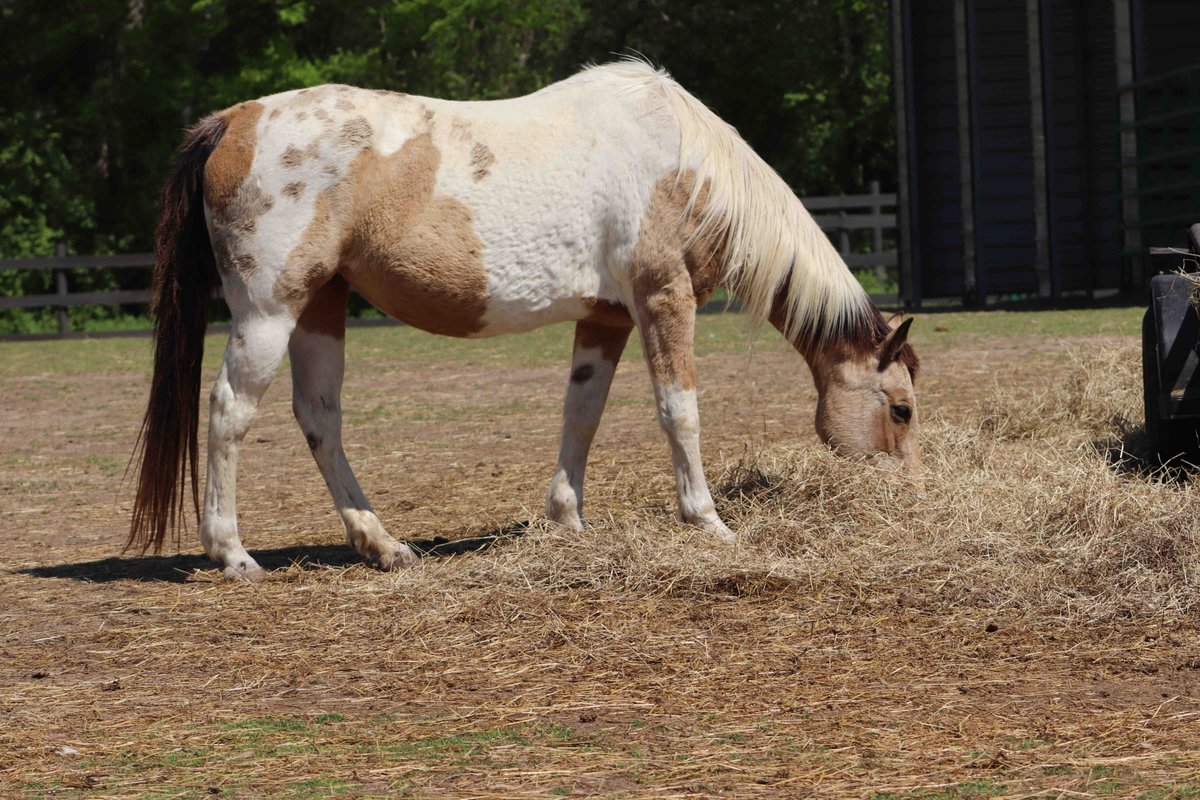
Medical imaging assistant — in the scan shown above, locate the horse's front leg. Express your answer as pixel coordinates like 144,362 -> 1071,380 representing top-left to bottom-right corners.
546,320 -> 633,529
633,277 -> 734,541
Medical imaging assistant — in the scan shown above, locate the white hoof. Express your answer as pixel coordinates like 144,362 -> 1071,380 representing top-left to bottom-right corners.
222,561 -> 268,582
371,542 -> 419,571
546,507 -> 585,532
698,516 -> 736,543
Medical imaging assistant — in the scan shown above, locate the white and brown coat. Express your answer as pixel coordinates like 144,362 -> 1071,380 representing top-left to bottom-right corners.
130,61 -> 920,579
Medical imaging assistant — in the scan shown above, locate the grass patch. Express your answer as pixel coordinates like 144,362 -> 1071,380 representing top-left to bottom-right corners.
869,780 -> 1007,799
0,306 -> 1143,381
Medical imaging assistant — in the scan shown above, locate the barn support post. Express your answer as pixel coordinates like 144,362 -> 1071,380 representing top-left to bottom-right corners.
954,0 -> 981,305
891,0 -> 921,308
1027,0 -> 1053,299
1115,0 -> 1141,290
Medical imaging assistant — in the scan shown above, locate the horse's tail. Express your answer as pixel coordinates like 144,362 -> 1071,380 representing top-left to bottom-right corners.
128,115 -> 227,553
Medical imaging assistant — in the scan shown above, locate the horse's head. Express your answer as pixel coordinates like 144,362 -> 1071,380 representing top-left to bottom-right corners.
808,314 -> 922,488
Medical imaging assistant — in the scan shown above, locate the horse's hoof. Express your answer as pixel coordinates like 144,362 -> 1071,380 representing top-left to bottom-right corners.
223,562 -> 268,582
702,518 -> 736,543
547,513 -> 585,532
372,543 -> 419,571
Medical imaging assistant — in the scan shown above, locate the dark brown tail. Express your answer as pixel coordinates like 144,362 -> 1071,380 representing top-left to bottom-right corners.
128,115 -> 227,553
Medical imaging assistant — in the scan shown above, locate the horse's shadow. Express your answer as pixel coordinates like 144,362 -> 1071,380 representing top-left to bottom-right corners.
16,521 -> 530,584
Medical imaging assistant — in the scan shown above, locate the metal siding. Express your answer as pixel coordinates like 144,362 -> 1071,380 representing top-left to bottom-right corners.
973,0 -> 1039,295
1139,0 -> 1200,78
1041,0 -> 1122,293
1081,0 -> 1121,292
910,0 -> 967,298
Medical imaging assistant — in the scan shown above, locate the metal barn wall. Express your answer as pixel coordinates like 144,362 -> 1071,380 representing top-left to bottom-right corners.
1137,0 -> 1200,78
969,0 -> 1038,297
894,0 -> 1126,303
1122,0 -> 1200,259
903,0 -> 966,300
1043,0 -> 1121,295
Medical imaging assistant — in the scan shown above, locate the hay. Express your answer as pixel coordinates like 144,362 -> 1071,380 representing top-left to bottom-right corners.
1,332 -> 1198,797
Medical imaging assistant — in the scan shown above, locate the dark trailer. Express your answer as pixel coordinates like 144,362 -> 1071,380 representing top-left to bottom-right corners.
890,0 -> 1200,307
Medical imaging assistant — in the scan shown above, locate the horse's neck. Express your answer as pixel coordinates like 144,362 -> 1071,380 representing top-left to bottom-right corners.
767,297 -> 847,394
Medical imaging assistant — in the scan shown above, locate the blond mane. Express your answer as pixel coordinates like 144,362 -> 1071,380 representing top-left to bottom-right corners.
579,60 -> 873,346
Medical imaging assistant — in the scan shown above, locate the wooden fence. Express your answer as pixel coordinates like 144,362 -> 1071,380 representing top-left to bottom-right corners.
0,184 -> 897,338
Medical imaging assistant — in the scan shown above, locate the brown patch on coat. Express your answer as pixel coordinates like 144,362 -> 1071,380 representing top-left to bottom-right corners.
338,116 -> 373,150
581,297 -> 633,328
337,134 -> 489,336
231,254 -> 257,279
283,182 -> 305,199
313,108 -> 331,122
470,142 -> 495,181
281,139 -> 323,170
295,111 -> 309,122
335,98 -> 355,112
204,102 -> 264,218
627,172 -> 721,391
288,88 -> 323,108
274,185 -> 342,314
272,134 -> 490,334
575,318 -> 632,365
214,179 -> 274,238
269,108 -> 281,120
297,274 -> 349,339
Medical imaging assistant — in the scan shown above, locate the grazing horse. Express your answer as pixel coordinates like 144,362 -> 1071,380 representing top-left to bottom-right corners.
130,61 -> 921,580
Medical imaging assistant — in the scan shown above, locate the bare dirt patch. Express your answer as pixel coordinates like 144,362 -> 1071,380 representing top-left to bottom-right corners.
1,312 -> 1197,798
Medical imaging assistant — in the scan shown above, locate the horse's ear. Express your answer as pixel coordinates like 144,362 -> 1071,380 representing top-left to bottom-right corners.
885,311 -> 905,330
878,316 -> 914,369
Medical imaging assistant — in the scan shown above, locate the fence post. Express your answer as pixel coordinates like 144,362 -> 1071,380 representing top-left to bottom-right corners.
837,203 -> 850,257
869,180 -> 886,282
54,243 -> 69,337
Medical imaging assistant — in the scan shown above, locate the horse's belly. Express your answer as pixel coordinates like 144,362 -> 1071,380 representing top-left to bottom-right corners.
341,229 -> 617,339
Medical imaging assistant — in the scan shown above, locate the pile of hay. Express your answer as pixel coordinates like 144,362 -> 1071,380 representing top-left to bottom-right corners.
403,342 -> 1197,626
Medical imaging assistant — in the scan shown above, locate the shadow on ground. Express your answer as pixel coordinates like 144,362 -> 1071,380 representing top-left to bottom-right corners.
1096,423 -> 1199,483
14,521 -> 530,583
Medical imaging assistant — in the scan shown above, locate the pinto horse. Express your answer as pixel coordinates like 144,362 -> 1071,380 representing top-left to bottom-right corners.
130,61 -> 920,580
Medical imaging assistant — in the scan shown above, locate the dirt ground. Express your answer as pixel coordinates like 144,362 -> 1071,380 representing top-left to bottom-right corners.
1,310 -> 1197,798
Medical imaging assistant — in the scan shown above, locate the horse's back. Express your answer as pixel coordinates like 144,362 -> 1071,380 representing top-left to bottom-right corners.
203,74 -> 678,337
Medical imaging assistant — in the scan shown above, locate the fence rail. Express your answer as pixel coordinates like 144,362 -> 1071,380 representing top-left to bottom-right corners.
1,184 -> 898,338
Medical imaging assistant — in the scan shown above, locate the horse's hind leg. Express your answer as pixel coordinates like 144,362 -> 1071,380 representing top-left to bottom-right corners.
202,311 -> 296,581
289,276 -> 417,569
546,320 -> 633,529
633,273 -> 734,541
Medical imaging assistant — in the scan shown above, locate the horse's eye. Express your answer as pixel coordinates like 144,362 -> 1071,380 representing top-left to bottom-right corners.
891,404 -> 912,423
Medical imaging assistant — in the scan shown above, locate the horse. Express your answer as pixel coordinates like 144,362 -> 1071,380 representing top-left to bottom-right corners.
130,60 -> 921,581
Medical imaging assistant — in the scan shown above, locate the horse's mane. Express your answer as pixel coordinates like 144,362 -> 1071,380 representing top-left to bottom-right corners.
574,59 -> 884,357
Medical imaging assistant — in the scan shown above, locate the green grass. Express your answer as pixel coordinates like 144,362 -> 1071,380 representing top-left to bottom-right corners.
1141,784 -> 1200,800
915,306 -> 1143,339
868,779 -> 1007,800
16,717 -> 591,799
0,306 -> 1144,383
